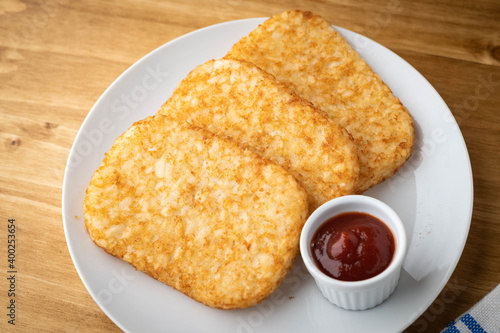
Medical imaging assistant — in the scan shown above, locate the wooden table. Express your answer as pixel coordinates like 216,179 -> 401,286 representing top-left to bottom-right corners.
1,0 -> 498,332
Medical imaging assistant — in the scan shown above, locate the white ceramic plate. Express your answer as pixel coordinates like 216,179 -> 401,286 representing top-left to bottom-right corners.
62,18 -> 473,333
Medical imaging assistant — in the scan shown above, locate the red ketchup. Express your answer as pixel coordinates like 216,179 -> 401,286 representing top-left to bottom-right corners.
310,212 -> 395,281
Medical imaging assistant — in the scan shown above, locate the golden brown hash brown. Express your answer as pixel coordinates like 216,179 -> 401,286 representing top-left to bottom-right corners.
83,114 -> 309,309
225,10 -> 414,193
160,58 -> 359,211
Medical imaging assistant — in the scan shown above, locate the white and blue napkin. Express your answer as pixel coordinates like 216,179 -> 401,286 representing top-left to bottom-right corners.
441,284 -> 500,333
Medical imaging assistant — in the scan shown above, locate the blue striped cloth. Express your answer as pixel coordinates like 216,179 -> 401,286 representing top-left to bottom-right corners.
441,284 -> 500,333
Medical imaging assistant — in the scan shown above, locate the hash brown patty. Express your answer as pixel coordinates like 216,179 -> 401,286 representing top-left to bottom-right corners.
226,10 -> 414,193
160,58 -> 359,211
83,114 -> 309,309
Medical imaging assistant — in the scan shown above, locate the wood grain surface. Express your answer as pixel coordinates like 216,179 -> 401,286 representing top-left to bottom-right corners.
1,0 -> 499,332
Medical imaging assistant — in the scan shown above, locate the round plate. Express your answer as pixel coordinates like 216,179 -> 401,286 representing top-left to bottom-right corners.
62,18 -> 473,333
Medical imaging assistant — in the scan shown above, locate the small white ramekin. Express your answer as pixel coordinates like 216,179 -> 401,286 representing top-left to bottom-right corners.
300,195 -> 407,310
